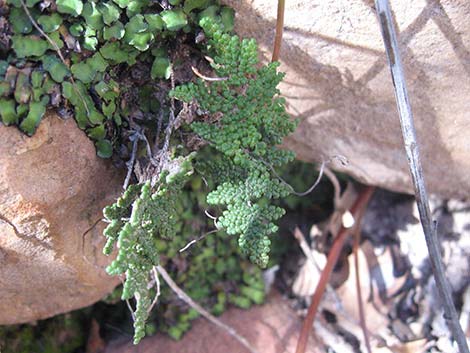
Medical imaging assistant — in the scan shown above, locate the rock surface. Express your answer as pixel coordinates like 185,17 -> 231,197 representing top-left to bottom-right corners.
0,114 -> 122,324
105,291 -> 318,353
223,0 -> 470,199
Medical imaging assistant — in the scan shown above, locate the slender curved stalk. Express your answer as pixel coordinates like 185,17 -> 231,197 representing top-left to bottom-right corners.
374,1 -> 469,352
295,186 -> 375,353
156,266 -> 260,353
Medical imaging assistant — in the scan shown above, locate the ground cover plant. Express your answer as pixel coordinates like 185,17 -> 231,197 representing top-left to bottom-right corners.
3,1 -> 465,352
0,0 -> 304,346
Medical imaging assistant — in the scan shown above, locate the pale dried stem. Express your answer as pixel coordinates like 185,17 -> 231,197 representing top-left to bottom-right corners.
375,1 -> 469,352
147,267 -> 161,314
156,265 -> 260,353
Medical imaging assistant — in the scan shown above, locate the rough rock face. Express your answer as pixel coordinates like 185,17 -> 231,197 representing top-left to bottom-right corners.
105,291 -> 318,353
223,0 -> 470,199
0,114 -> 122,324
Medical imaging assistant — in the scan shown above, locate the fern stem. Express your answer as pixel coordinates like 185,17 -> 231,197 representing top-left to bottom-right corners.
272,0 -> 285,62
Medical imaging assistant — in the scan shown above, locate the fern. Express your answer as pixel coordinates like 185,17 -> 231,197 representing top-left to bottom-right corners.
102,154 -> 195,344
103,18 -> 297,344
171,19 -> 297,267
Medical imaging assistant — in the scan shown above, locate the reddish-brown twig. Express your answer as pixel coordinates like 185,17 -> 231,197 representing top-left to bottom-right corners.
272,0 -> 285,62
295,186 -> 375,353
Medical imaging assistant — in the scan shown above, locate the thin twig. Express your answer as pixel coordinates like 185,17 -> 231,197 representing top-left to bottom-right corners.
292,162 -> 325,197
374,1 -> 469,352
154,110 -> 164,153
292,227 -> 344,312
255,153 -> 326,196
295,186 -> 375,353
147,267 -> 161,314
272,0 -> 285,62
323,167 -> 341,208
156,265 -> 260,353
191,66 -> 228,81
179,229 -> 219,252
160,67 -> 176,160
123,136 -> 139,190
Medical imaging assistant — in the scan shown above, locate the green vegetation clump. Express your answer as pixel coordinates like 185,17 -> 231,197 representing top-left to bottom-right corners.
1,0 -> 301,346
0,0 -> 234,156
0,312 -> 86,353
171,18 -> 297,267
102,18 -> 298,343
103,154 -> 196,343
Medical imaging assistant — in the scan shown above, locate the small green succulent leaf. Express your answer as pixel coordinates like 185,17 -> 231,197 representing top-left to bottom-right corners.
124,14 -> 147,38
144,14 -> 163,31
87,124 -> 106,140
87,53 -> 108,72
95,139 -> 113,158
125,0 -> 148,17
0,99 -> 18,125
183,0 -> 209,14
56,0 -> 84,16
62,81 -> 95,128
31,71 -> 44,88
161,9 -> 187,31
83,35 -> 98,51
61,81 -> 74,99
100,42 -> 126,62
103,21 -> 125,40
19,101 -> 46,135
82,2 -> 104,30
11,35 -> 49,58
16,103 -> 29,118
69,23 -> 84,36
37,13 -> 63,33
14,72 -> 31,104
71,62 -> 96,83
151,56 -> 171,80
10,7 -> 33,34
88,109 -> 105,124
102,101 -> 116,117
0,82 -> 12,97
41,76 -> 57,94
198,5 -> 219,25
42,55 -> 70,83
128,31 -> 154,51
94,81 -> 109,97
240,285 -> 264,304
46,31 -> 64,50
98,2 -> 121,25
111,0 -> 129,8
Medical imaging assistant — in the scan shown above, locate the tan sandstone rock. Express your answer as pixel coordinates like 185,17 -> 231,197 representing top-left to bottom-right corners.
223,0 -> 470,199
0,113 -> 122,324
104,291 -> 319,353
